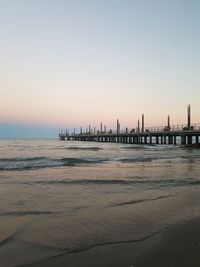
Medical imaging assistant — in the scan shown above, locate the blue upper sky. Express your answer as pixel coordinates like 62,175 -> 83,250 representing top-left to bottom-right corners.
0,122 -> 58,139
0,0 -> 200,138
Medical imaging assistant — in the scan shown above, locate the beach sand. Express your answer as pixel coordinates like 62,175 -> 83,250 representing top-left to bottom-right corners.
27,216 -> 200,267
135,216 -> 200,267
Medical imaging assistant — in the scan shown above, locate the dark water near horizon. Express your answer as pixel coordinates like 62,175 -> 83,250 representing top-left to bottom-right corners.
1,139 -> 200,266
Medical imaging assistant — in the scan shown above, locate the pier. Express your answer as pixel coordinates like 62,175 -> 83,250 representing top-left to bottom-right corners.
59,105 -> 200,146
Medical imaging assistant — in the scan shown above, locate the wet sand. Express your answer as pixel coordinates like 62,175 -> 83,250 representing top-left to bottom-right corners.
135,216 -> 200,267
26,216 -> 200,267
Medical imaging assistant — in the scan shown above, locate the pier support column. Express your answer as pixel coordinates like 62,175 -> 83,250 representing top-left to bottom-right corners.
156,136 -> 159,144
187,135 -> 192,145
181,135 -> 186,145
168,136 -> 173,145
174,136 -> 177,145
136,136 -> 139,144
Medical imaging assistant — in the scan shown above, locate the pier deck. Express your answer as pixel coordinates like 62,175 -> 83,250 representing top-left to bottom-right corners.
59,106 -> 200,146
59,127 -> 200,146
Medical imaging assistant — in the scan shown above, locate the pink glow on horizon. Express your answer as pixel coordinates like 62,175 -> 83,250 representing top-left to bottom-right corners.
1,104 -> 199,131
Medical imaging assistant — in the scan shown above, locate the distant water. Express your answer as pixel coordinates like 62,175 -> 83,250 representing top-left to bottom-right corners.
1,139 -> 200,266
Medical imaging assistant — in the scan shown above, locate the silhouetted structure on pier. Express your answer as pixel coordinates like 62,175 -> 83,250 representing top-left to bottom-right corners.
59,105 -> 200,146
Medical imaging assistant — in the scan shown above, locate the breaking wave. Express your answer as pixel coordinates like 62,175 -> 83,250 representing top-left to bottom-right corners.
0,157 -> 106,171
0,155 -> 172,171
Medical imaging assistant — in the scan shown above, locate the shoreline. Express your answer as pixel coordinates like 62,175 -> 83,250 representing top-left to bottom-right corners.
135,216 -> 200,267
26,216 -> 200,267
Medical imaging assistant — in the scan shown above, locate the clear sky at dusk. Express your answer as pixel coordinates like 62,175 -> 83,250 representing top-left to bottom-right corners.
0,0 -> 200,137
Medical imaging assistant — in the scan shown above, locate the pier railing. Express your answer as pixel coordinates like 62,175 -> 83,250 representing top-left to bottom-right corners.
59,104 -> 199,145
60,123 -> 200,136
59,122 -> 200,146
144,123 -> 200,133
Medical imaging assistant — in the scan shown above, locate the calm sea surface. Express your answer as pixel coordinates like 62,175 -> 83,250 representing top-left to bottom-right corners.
1,139 -> 200,266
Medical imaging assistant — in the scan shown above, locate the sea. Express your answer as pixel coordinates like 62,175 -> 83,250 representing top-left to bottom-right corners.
0,139 -> 200,267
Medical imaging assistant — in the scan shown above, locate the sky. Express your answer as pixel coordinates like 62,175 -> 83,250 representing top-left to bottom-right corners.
0,0 -> 200,137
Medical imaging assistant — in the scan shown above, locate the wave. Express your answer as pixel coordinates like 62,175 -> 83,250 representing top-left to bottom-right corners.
119,155 -> 183,163
0,157 -> 47,162
67,146 -> 102,151
0,157 -> 106,171
120,157 -> 154,163
0,211 -> 55,216
121,145 -> 153,150
8,177 -> 200,188
1,154 -> 196,171
188,180 -> 200,186
112,195 -> 171,207
61,157 -> 106,166
23,179 -> 132,186
51,146 -> 103,151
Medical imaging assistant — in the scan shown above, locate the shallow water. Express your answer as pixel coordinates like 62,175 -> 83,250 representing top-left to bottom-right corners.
0,139 -> 200,266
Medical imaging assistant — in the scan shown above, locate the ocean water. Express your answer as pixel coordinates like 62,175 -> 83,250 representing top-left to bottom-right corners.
1,139 -> 200,266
